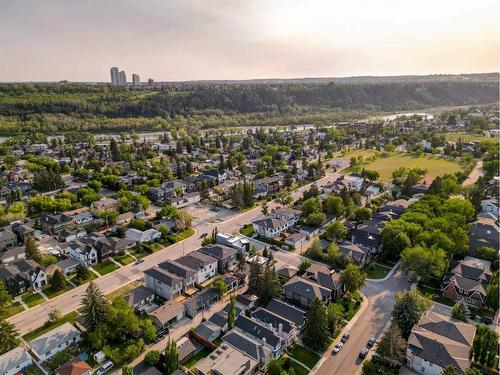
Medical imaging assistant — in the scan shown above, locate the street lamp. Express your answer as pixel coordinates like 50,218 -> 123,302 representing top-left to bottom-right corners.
171,232 -> 186,256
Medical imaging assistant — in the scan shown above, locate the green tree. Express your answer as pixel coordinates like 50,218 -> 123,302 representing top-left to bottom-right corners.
212,277 -> 228,297
258,264 -> 282,305
0,318 -> 19,355
298,259 -> 312,275
81,281 -> 109,330
451,301 -> 469,322
301,197 -> 322,217
305,212 -> 326,226
0,280 -> 10,312
302,298 -> 330,351
472,324 -> 498,367
354,207 -> 372,222
391,289 -> 430,338
121,366 -> 133,375
376,323 -> 406,362
163,338 -> 180,375
144,350 -> 161,366
50,269 -> 67,291
48,308 -> 61,323
485,274 -> 499,311
247,260 -> 263,294
324,196 -> 345,217
400,245 -> 448,279
340,263 -> 366,295
276,190 -> 292,207
227,294 -> 236,330
25,236 -> 42,263
326,303 -> 344,334
325,221 -> 347,241
440,365 -> 459,375
306,237 -> 323,259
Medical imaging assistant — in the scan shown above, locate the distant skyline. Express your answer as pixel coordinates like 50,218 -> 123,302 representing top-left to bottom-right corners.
1,0 -> 499,82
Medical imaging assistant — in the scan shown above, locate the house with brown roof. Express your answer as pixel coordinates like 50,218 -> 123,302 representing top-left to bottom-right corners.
56,358 -> 92,375
282,276 -> 332,308
407,310 -> 476,375
303,263 -> 344,299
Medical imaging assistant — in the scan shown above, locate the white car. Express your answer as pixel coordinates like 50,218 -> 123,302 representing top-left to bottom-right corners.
333,342 -> 344,353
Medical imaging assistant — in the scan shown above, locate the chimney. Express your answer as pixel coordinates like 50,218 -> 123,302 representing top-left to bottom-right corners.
278,323 -> 283,336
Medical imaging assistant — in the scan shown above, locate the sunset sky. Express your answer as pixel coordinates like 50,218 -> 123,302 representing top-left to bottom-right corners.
1,0 -> 498,82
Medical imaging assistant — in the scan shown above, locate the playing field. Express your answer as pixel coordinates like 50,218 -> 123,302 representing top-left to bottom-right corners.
341,149 -> 378,159
445,133 -> 499,143
362,153 -> 463,182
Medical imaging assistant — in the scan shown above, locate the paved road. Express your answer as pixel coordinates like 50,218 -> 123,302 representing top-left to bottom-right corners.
9,171 -> 337,335
463,159 -> 483,186
314,267 -> 410,375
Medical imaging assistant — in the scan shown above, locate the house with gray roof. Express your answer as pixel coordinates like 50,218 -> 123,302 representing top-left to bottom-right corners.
251,307 -> 298,344
184,287 -> 220,318
264,299 -> 306,329
149,299 -> 185,331
144,266 -> 183,300
407,310 -> 476,375
303,263 -> 344,299
199,244 -> 238,273
29,322 -> 81,361
0,229 -> 17,250
194,320 -> 221,343
0,347 -> 33,375
0,246 -> 26,264
234,315 -> 283,358
252,218 -> 288,239
123,286 -> 155,309
159,259 -> 197,291
282,276 -> 332,308
339,241 -> 369,266
222,330 -> 272,368
176,250 -> 218,284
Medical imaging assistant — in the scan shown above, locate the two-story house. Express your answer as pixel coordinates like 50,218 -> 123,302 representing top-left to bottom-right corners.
252,218 -> 288,239
158,260 -> 197,292
40,212 -> 72,234
0,259 -> 47,296
271,207 -> 301,229
176,250 -> 218,285
64,240 -> 98,267
199,244 -> 238,274
144,266 -> 184,300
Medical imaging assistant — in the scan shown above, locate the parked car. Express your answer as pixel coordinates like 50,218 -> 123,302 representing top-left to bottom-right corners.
333,342 -> 344,353
200,233 -> 208,238
96,361 -> 113,375
134,259 -> 145,265
341,332 -> 350,343
271,245 -> 280,251
480,316 -> 493,325
367,337 -> 376,347
359,348 -> 369,359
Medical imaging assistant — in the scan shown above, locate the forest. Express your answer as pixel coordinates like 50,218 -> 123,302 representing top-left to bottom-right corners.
0,73 -> 498,136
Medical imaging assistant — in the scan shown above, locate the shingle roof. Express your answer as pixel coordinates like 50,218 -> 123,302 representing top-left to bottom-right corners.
222,329 -> 272,361
29,323 -> 80,356
200,244 -> 238,260
144,266 -> 182,287
159,260 -> 197,279
177,251 -> 217,269
264,299 -> 306,327
235,315 -> 281,348
251,307 -> 295,334
0,347 -> 32,374
282,276 -> 331,300
253,218 -> 287,230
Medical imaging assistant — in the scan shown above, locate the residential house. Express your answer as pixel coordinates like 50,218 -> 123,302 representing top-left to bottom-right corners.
125,228 -> 161,243
202,169 -> 228,184
339,242 -> 369,266
64,240 -> 98,267
264,299 -> 306,330
90,198 -> 118,214
234,315 -> 284,358
54,258 -> 80,275
303,263 -> 344,299
56,359 -> 92,375
345,174 -> 364,191
222,330 -> 272,369
159,260 -> 197,292
271,207 -> 301,229
299,226 -> 320,240
0,246 -> 26,264
282,276 -> 332,308
0,229 -> 18,250
251,307 -> 298,345
252,218 -> 287,239
0,347 -> 33,375
0,259 -> 46,296
351,220 -> 384,254
469,217 -> 499,254
194,343 -> 258,375
379,199 -> 410,217
147,187 -> 174,204
149,299 -> 186,332
184,287 -> 220,318
144,266 -> 183,300
40,212 -> 72,234
194,320 -> 222,343
176,250 -> 218,284
11,222 -> 35,243
442,257 -> 492,307
57,228 -> 86,243
170,192 -> 201,208
123,286 -> 155,310
29,323 -> 81,362
407,311 -> 476,375
199,244 -> 238,273
254,176 -> 281,197
116,212 -> 134,227
73,212 -> 94,225
480,198 -> 499,217
284,232 -> 306,248
216,232 -> 250,253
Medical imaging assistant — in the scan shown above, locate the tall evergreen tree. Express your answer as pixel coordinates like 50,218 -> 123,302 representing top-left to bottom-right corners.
391,289 -> 430,338
50,269 -> 67,291
81,281 -> 109,330
163,338 -> 180,375
258,264 -> 282,305
227,294 -> 236,330
302,298 -> 330,351
110,138 -> 121,161
25,236 -> 42,263
0,318 -> 19,355
231,183 -> 243,211
247,260 -> 263,294
376,323 -> 406,362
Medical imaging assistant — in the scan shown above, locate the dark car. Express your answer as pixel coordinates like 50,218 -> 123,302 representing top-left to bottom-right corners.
367,337 -> 376,347
480,316 -> 493,325
200,233 -> 208,238
134,259 -> 145,265
271,245 -> 280,251
341,332 -> 350,343
359,348 -> 369,359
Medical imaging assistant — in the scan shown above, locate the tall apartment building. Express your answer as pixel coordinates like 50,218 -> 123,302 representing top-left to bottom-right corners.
119,70 -> 127,85
148,78 -> 155,87
132,74 -> 140,85
110,67 -> 119,85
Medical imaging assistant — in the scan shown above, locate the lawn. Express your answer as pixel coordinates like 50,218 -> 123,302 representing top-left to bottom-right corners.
362,153 -> 463,182
113,253 -> 136,266
167,228 -> 196,243
21,291 -> 45,308
106,280 -> 141,301
128,247 -> 152,259
364,262 -> 391,279
4,301 -> 24,317
42,284 -> 74,299
184,347 -> 213,368
23,311 -> 79,341
272,356 -> 309,375
239,224 -> 254,237
445,133 -> 499,143
69,271 -> 98,286
92,260 -> 120,276
342,149 -> 379,159
417,285 -> 454,307
288,345 -> 321,369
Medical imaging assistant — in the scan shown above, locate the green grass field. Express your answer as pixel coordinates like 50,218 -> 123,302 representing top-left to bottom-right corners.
23,311 -> 79,341
445,133 -> 499,143
113,253 -> 136,266
184,347 -> 213,368
42,284 -> 74,299
288,345 -> 321,369
4,302 -> 24,317
105,280 -> 141,301
362,153 -> 463,182
364,262 -> 391,279
342,149 -> 378,159
92,260 -> 120,276
21,291 -> 45,308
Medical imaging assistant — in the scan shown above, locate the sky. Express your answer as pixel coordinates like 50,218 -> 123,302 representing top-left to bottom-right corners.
0,0 -> 499,82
